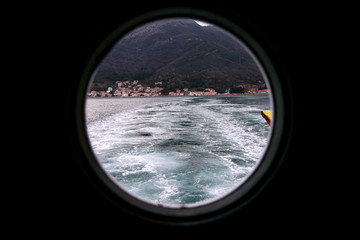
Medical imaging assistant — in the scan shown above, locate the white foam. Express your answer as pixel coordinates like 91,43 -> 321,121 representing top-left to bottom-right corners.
87,96 -> 271,206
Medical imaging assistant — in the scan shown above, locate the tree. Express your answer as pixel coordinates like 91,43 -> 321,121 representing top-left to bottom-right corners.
230,86 -> 244,94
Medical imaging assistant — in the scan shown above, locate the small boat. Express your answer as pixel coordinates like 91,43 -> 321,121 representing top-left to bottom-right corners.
261,111 -> 272,126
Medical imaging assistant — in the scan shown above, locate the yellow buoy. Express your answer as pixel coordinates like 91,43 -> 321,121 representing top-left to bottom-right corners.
261,111 -> 272,126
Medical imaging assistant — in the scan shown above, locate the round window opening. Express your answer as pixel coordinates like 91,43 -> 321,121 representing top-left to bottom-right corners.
84,16 -> 278,216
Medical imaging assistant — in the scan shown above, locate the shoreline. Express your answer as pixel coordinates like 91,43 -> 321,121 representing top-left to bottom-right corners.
87,92 -> 269,99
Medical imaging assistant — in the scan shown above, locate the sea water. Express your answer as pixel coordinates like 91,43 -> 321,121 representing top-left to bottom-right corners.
86,95 -> 271,206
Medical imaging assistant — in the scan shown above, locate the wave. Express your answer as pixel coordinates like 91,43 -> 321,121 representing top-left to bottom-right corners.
86,95 -> 271,206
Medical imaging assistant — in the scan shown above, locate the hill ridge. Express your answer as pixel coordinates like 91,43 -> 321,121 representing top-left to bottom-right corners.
91,19 -> 265,93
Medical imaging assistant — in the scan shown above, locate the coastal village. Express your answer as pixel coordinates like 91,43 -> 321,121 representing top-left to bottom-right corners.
88,80 -> 269,97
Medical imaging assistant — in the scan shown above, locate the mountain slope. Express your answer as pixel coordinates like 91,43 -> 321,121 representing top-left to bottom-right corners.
92,19 -> 265,92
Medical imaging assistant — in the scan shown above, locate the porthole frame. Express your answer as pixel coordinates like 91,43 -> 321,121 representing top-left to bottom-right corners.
74,7 -> 292,225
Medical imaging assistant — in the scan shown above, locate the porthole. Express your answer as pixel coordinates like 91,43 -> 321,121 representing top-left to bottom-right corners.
76,8 -> 287,224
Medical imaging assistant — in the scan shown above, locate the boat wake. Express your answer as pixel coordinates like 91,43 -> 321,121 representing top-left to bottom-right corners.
86,95 -> 271,206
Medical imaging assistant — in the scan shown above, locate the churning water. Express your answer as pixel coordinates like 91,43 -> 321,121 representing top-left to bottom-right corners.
86,95 -> 271,207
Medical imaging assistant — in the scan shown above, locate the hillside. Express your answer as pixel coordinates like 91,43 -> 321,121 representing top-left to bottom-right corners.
91,19 -> 265,93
